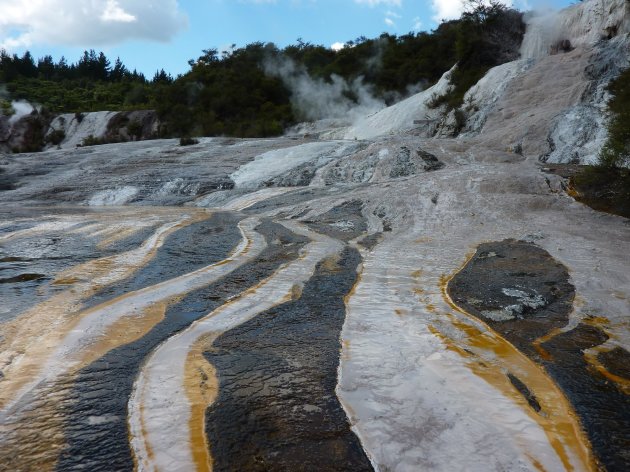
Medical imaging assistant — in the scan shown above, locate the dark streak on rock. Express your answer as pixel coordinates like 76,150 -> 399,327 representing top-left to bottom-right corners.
541,324 -> 630,471
447,239 -> 630,471
303,200 -> 367,241
507,373 -> 541,412
598,347 -> 630,381
447,239 -> 574,353
82,212 -> 242,310
358,232 -> 383,251
205,247 -> 373,472
53,220 -> 308,472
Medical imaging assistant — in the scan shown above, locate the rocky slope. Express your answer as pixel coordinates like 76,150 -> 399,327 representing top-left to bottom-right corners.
0,108 -> 160,153
0,1 -> 629,472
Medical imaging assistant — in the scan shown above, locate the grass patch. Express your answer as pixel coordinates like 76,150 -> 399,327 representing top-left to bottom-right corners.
570,166 -> 630,218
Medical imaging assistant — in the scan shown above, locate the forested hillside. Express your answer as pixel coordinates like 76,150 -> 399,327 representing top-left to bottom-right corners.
0,2 -> 523,138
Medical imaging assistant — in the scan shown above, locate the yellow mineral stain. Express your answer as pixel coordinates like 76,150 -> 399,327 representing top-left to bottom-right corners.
395,308 -> 406,317
582,316 -> 611,329
97,226 -> 144,250
319,254 -> 342,273
0,386 -> 69,472
533,327 -> 568,362
411,269 -> 423,279
414,237 -> 433,244
290,283 -> 304,300
80,300 -> 173,368
612,291 -> 627,301
583,345 -> 630,396
413,287 -> 425,296
343,265 -> 363,306
51,276 -> 81,286
185,333 -> 220,472
438,258 -> 597,472
0,209 -> 210,410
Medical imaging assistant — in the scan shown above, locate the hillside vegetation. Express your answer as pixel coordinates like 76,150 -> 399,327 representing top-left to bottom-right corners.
572,67 -> 630,218
0,1 -> 523,139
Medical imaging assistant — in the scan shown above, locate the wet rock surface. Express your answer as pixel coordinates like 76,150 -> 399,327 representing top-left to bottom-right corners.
541,324 -> 630,471
205,247 -> 373,472
54,220 -> 309,471
0,208 -> 156,322
304,200 -> 367,241
83,212 -> 242,309
598,347 -> 630,382
448,240 -> 630,470
448,239 -> 574,350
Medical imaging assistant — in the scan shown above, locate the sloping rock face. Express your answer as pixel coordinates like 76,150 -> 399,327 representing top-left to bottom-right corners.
0,3 -> 629,471
0,112 -> 51,153
466,0 -> 630,163
0,109 -> 160,153
46,109 -> 160,149
349,0 -> 630,165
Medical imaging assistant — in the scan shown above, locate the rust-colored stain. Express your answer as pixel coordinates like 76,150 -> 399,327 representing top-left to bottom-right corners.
0,381 -> 70,472
185,333 -> 221,472
532,327 -> 567,362
0,210 -> 209,410
424,303 -> 437,313
343,264 -> 363,306
394,309 -> 406,317
341,339 -> 352,361
436,255 -> 597,472
526,453 -> 549,472
583,346 -> 630,396
319,254 -> 342,274
51,276 -> 81,286
81,300 -> 175,368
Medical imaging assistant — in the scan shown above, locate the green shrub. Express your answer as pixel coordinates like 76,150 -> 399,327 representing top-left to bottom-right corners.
179,136 -> 199,146
599,67 -> 630,169
127,119 -> 143,140
46,129 -> 66,145
571,67 -> 630,218
80,134 -> 105,147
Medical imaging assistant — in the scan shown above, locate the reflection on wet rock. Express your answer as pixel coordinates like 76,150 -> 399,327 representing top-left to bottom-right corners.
56,219 -> 308,471
448,239 -> 575,352
448,240 -> 630,471
205,247 -> 373,472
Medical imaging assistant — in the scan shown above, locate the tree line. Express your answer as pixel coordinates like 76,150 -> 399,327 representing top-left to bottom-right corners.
1,1 -> 523,137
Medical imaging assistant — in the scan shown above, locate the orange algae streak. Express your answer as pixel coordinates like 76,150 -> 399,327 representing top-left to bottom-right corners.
0,210 -> 209,410
185,333 -> 220,472
436,262 -> 596,472
80,300 -> 173,368
533,327 -> 567,361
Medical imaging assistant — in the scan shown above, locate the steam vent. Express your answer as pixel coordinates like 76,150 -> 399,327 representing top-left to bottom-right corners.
0,0 -> 629,471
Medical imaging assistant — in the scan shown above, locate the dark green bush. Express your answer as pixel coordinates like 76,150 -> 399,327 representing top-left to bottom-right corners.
600,67 -> 630,169
179,136 -> 199,146
45,129 -> 66,145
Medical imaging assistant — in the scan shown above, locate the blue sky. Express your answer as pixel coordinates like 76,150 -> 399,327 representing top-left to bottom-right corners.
0,0 -> 575,78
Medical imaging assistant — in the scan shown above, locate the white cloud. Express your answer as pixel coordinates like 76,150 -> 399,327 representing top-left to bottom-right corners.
331,42 -> 345,51
101,0 -> 136,23
412,16 -> 422,30
0,0 -> 187,50
384,9 -> 401,27
430,0 -> 513,22
354,0 -> 402,7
